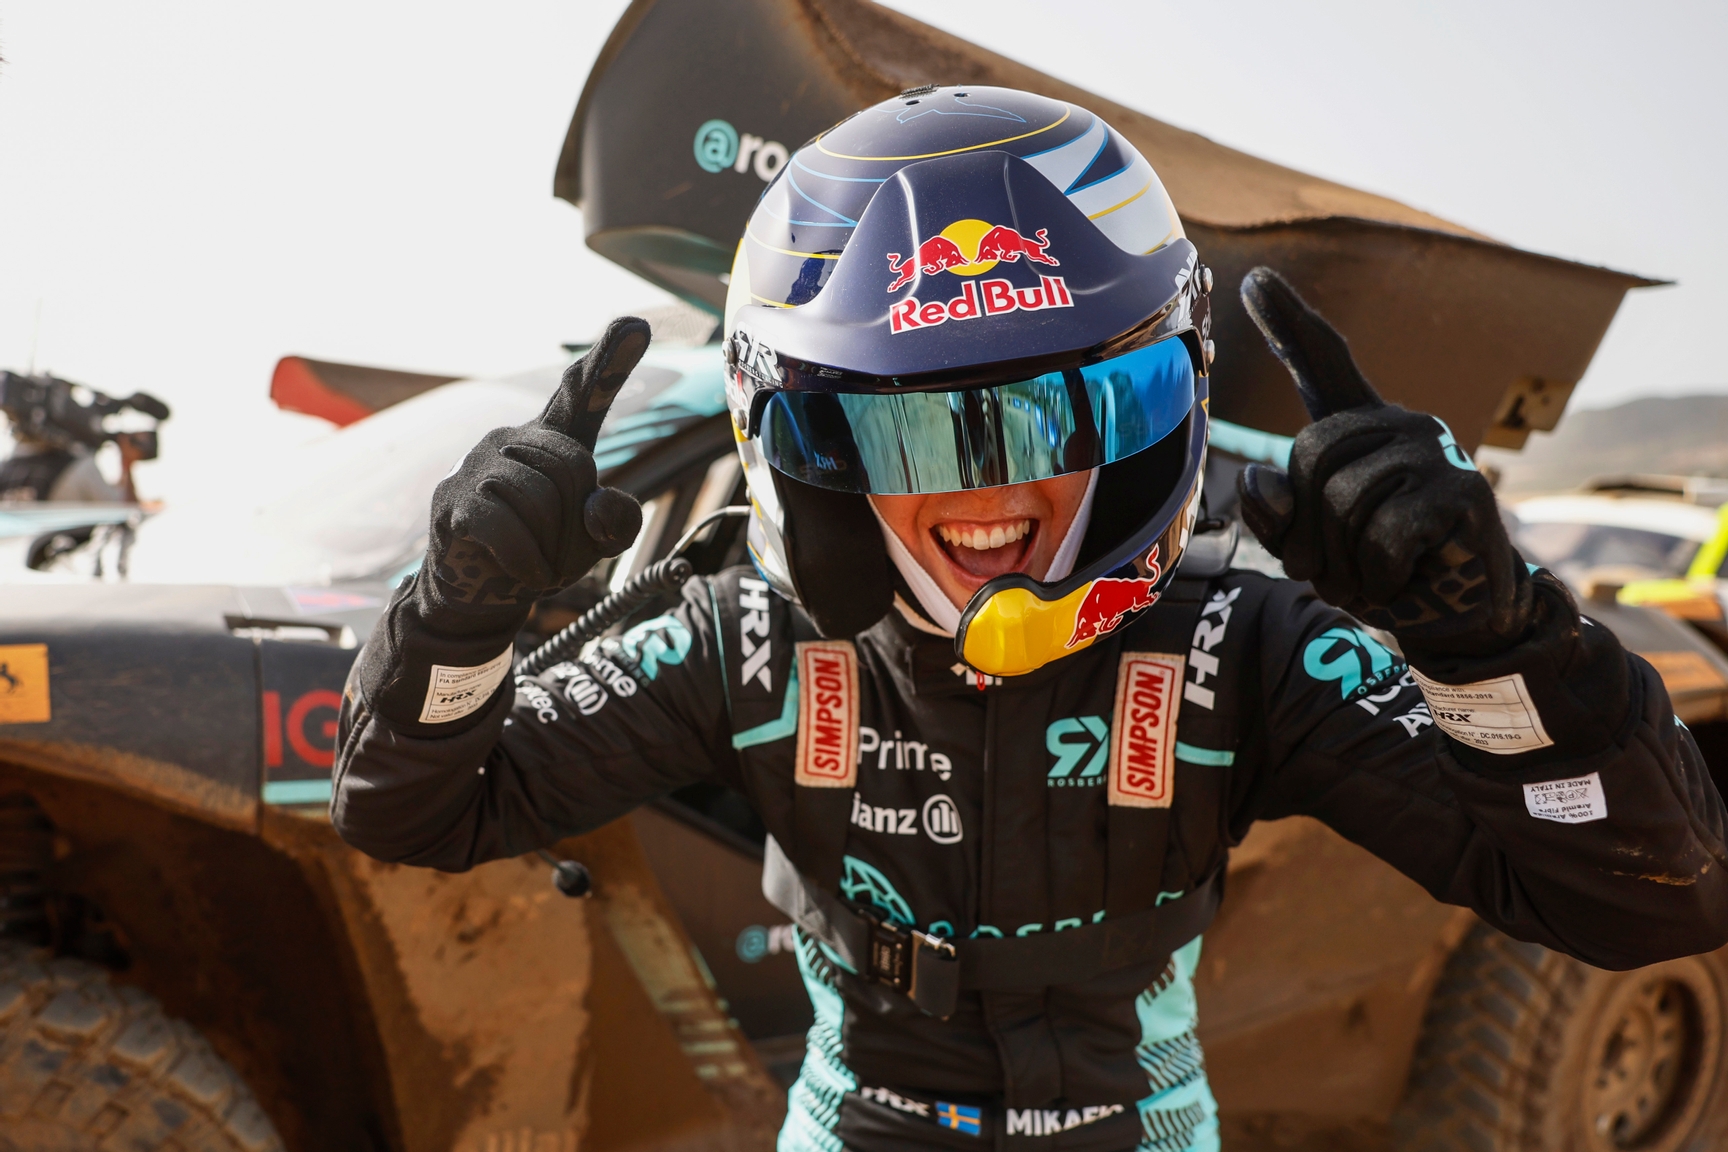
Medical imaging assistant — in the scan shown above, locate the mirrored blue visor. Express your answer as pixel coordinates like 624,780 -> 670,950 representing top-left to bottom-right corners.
758,336 -> 1196,494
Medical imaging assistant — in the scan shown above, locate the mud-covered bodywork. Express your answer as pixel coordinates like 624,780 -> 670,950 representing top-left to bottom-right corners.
0,354 -> 788,1150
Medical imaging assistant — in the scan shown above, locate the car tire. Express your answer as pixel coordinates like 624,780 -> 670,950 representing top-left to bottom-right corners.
0,941 -> 284,1152
1393,923 -> 1728,1152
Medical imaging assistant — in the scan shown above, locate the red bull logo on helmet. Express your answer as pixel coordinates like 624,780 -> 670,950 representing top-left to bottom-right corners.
885,218 -> 1071,334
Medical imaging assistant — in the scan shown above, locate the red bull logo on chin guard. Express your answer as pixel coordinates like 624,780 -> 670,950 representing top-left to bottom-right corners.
885,218 -> 1070,334
1066,546 -> 1165,649
1067,579 -> 1160,648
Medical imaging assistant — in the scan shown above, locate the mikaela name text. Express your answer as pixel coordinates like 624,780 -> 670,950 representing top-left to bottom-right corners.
1007,1105 -> 1125,1136
889,276 -> 1072,334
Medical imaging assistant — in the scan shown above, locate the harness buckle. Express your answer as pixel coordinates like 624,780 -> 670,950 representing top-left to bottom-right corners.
860,911 -> 959,1019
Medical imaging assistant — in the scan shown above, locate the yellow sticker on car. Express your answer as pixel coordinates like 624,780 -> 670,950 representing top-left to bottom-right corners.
0,644 -> 51,724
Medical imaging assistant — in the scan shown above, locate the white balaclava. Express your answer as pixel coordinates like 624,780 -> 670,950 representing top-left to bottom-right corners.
871,470 -> 1099,637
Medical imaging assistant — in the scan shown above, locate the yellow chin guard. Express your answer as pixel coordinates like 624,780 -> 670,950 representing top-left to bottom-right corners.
959,576 -> 1164,678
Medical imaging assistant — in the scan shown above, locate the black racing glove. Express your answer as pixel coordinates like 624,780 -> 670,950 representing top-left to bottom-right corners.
1233,268 -> 1532,659
356,316 -> 650,732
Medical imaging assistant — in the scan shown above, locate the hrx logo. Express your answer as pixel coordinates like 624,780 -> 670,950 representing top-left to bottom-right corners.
1045,715 -> 1109,786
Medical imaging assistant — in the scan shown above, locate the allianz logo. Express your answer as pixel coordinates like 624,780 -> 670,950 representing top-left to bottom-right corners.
693,118 -> 789,181
850,792 -> 963,845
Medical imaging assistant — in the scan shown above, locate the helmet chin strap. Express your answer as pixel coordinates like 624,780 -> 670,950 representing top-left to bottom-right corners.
873,470 -> 1099,639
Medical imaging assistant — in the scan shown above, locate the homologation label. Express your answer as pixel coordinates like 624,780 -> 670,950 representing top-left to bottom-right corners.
1522,772 -> 1608,824
420,646 -> 514,724
1410,669 -> 1553,755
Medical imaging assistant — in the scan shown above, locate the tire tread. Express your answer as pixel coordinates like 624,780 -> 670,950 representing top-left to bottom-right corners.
1393,923 -> 1584,1152
0,942 -> 283,1152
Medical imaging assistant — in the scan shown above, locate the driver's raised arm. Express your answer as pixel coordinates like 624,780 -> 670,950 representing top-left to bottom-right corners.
1241,573 -> 1728,970
333,576 -> 733,871
1226,269 -> 1728,970
330,318 -> 732,870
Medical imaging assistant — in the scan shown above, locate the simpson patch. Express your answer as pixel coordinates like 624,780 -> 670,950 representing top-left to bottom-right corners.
1108,652 -> 1184,808
795,641 -> 859,788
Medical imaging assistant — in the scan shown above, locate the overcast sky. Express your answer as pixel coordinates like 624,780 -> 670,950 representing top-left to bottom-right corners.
1,1 -> 1723,504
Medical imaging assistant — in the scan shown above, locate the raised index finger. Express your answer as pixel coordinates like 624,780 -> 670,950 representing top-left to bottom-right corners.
540,315 -> 653,450
1239,267 -> 1382,421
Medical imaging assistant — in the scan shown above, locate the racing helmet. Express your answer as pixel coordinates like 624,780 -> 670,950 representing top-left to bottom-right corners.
722,85 -> 1212,678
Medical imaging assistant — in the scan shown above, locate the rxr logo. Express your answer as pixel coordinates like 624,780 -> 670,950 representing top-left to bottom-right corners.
1045,716 -> 1108,787
1302,626 -> 1406,701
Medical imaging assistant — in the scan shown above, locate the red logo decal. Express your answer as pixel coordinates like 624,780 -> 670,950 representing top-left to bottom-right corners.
1108,654 -> 1185,808
889,276 -> 1072,334
1069,579 -> 1160,648
796,641 -> 859,788
886,223 -> 1058,292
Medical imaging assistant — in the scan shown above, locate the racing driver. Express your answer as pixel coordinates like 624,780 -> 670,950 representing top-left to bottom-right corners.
333,87 -> 1728,1152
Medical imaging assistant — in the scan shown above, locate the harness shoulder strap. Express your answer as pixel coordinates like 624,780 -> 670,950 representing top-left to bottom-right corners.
787,616 -> 857,892
1105,577 -> 1211,917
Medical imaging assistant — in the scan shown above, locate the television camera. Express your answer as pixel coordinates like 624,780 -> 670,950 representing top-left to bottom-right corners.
0,370 -> 170,461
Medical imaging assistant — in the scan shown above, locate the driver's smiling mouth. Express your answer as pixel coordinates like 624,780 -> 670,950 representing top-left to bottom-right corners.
932,518 -> 1035,581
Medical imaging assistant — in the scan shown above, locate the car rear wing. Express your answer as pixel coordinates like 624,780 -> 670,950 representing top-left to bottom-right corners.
560,0 -> 1661,451
270,356 -> 462,427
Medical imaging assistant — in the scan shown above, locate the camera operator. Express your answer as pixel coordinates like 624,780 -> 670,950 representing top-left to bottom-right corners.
0,426 -> 126,503
0,371 -> 167,504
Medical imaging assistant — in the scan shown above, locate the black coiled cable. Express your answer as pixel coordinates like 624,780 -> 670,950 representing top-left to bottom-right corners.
515,555 -> 693,679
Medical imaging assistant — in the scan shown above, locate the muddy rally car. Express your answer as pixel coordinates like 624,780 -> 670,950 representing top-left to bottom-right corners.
3,1 -> 1727,1150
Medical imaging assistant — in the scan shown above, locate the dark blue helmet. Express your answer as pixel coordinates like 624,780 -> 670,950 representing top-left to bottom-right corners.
723,86 -> 1213,675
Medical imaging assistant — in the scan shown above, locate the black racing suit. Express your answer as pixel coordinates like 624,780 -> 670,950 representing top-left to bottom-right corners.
333,564 -> 1728,1152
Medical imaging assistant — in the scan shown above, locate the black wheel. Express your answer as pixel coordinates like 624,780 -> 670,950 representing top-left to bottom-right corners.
1394,924 -> 1728,1152
0,941 -> 284,1151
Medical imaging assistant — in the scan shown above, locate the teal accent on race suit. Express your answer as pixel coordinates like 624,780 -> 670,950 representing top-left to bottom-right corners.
1434,418 -> 1476,471
615,614 -> 692,681
733,663 -> 800,748
781,929 -> 855,1152
1173,743 -> 1234,767
1302,626 -> 1400,700
840,855 -> 916,927
781,867 -> 1221,1151
1133,935 -> 1220,1152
